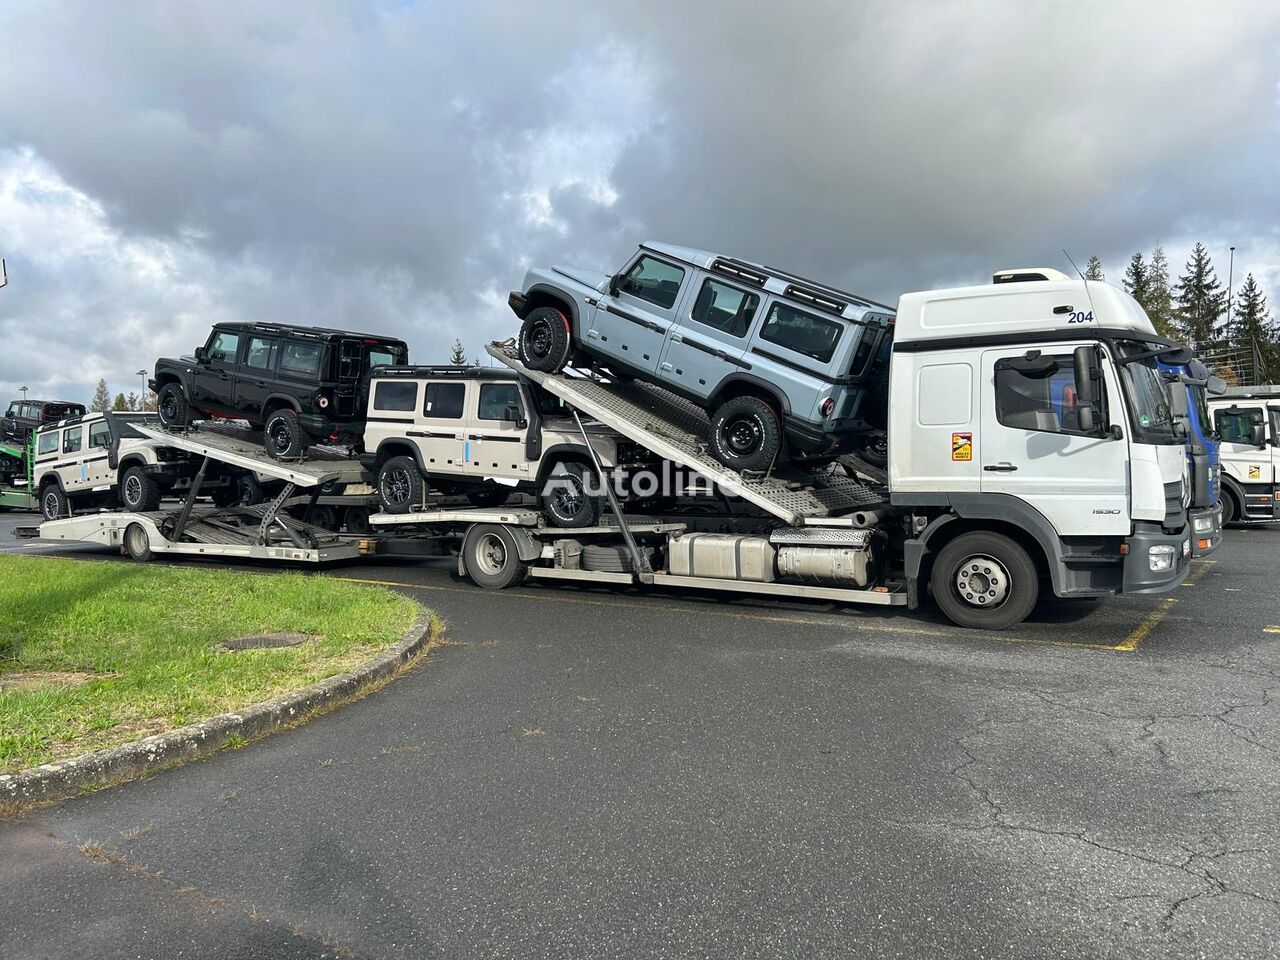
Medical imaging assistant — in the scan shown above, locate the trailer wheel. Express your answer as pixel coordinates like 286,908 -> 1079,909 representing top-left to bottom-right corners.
41,484 -> 70,521
343,506 -> 372,535
540,461 -> 600,528
120,466 -> 161,512
377,456 -> 427,514
518,307 -> 572,373
931,532 -> 1038,630
307,505 -> 338,531
265,408 -> 308,460
124,522 -> 154,562
709,395 -> 781,473
157,383 -> 190,428
462,524 -> 528,589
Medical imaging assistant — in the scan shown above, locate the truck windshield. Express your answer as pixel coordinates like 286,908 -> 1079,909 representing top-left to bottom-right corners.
1115,341 -> 1178,444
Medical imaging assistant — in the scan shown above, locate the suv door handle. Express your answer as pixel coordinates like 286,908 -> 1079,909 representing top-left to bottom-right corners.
670,333 -> 683,343
983,463 -> 1018,472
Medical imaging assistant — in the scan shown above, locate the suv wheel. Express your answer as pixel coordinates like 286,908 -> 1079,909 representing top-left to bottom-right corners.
857,430 -> 888,468
930,532 -> 1039,630
120,466 -> 161,512
709,396 -> 782,473
41,484 -> 70,521
265,409 -> 308,459
157,383 -> 190,428
377,455 -> 427,514
540,461 -> 600,528
518,307 -> 572,373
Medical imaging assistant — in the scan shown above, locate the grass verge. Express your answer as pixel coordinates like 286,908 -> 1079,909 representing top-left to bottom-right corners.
0,556 -> 420,772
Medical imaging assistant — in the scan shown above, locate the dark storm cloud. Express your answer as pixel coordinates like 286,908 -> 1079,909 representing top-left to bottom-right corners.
0,0 -> 1278,401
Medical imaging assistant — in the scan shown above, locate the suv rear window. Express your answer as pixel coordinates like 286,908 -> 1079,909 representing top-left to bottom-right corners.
373,381 -> 418,412
63,426 -> 82,454
423,383 -> 465,419
37,431 -> 58,456
280,342 -> 322,377
619,256 -> 684,310
758,303 -> 843,364
690,279 -> 759,338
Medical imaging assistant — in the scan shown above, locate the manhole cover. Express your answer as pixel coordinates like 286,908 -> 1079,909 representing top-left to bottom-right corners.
221,632 -> 312,651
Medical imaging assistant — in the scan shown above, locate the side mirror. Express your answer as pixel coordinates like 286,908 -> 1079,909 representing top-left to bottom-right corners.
1251,416 -> 1266,448
1206,375 -> 1227,396
1072,345 -> 1098,406
194,346 -> 210,364
608,273 -> 622,298
503,404 -> 526,429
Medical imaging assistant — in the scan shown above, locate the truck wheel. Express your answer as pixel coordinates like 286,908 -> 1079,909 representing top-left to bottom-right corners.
343,506 -> 372,535
540,461 -> 600,528
265,409 -> 308,459
307,505 -> 338,531
157,383 -> 190,428
41,484 -> 70,520
518,307 -> 572,373
462,524 -> 528,589
1219,493 -> 1237,525
123,522 -> 154,562
377,456 -> 427,514
120,466 -> 161,512
931,532 -> 1039,630
709,396 -> 781,473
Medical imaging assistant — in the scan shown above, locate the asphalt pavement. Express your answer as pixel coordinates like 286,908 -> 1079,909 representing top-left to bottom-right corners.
1,511 -> 1278,959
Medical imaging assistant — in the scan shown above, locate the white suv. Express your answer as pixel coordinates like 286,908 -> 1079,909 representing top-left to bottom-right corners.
363,366 -> 628,526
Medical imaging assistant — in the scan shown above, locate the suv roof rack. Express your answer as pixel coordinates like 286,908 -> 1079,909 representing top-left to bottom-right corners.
372,365 -> 513,380
215,321 -> 404,343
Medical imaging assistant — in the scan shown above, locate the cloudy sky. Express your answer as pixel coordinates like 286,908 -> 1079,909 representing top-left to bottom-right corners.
1,0 -> 1278,403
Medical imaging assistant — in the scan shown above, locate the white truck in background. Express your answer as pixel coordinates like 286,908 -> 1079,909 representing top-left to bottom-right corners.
1208,385 -> 1279,524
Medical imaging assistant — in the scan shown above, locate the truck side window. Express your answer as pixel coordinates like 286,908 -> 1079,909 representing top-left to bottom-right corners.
63,425 -> 82,454
89,420 -> 112,448
994,354 -> 1101,436
423,383 -> 465,419
280,342 -> 321,377
373,381 -> 418,412
689,279 -> 759,338
758,303 -> 843,363
38,431 -> 58,456
478,383 -> 523,421
208,331 -> 241,363
1215,408 -> 1262,444
619,256 -> 685,310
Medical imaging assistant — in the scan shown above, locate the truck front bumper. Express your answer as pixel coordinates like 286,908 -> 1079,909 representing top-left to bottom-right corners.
1122,522 -> 1192,594
1188,503 -> 1222,557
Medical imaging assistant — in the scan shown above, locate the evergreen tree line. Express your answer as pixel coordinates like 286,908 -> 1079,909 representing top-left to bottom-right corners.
1086,244 -> 1277,383
89,378 -> 157,414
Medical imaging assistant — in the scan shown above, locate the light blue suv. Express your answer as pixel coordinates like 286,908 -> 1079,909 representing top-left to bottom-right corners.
509,242 -> 894,472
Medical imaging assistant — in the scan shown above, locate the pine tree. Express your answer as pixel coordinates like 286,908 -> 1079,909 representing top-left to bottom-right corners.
125,391 -> 140,411
1145,245 -> 1177,339
1174,242 -> 1225,347
1233,273 -> 1277,380
450,339 -> 468,365
90,378 -> 111,413
1084,256 -> 1104,281
111,393 -> 128,411
1122,253 -> 1149,305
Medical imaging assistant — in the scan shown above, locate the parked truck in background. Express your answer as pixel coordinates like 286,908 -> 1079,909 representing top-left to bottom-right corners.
1208,385 -> 1280,525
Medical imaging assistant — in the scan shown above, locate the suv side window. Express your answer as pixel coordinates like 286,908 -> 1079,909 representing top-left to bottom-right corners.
63,425 -> 83,454
372,381 -> 418,412
619,256 -> 684,310
245,336 -> 279,371
690,279 -> 759,338
38,431 -> 58,456
994,354 -> 1103,435
478,383 -> 523,420
1216,407 -> 1262,444
280,341 -> 322,378
758,303 -> 843,363
89,420 -> 112,448
423,383 -> 465,419
208,331 -> 241,363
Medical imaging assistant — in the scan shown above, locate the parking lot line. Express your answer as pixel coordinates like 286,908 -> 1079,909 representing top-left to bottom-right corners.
1265,626 -> 1280,634
1116,597 -> 1178,652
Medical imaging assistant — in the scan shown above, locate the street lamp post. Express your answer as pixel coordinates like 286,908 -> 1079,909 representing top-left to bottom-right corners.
20,385 -> 28,401
136,370 -> 148,411
1226,246 -> 1235,343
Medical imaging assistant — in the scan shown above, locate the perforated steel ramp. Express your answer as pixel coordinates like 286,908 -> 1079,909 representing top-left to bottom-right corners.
486,341 -> 886,526
133,423 -> 369,487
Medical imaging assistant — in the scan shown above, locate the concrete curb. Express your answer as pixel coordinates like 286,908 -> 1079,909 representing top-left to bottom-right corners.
0,611 -> 438,812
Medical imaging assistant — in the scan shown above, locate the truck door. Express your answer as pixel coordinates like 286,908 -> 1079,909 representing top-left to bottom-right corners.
658,276 -> 757,401
588,253 -> 689,374
980,348 -> 1129,535
236,335 -> 280,422
465,381 -> 530,481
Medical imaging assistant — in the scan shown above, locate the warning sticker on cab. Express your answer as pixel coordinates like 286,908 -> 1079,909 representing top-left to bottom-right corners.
1249,465 -> 1261,480
952,433 -> 973,461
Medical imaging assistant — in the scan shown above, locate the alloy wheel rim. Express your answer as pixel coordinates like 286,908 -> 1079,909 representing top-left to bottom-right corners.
44,491 -> 59,517
382,468 -> 412,505
125,475 -> 141,505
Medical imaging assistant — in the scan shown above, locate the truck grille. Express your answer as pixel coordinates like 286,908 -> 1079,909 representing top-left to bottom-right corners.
1163,479 -> 1184,527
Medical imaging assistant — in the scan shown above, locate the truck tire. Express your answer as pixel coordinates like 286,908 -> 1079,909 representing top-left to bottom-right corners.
343,506 -> 372,535
377,455 -> 428,514
709,395 -> 782,473
540,461 -> 600,528
124,522 -> 154,562
518,307 -> 572,373
119,466 -> 161,512
307,505 -> 338,531
41,484 -> 70,521
1219,492 -> 1238,525
157,383 -> 191,428
931,531 -> 1039,630
265,408 -> 308,460
462,524 -> 528,589
581,544 -> 638,573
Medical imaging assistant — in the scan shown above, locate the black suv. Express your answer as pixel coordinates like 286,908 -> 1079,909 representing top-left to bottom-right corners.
151,322 -> 409,458
3,399 -> 87,444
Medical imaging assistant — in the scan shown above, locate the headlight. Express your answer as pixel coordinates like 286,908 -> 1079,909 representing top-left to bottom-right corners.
1148,543 -> 1176,572
1192,515 -> 1212,533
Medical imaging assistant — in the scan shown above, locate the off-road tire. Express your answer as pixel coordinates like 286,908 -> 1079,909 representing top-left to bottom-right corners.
124,522 -> 154,562
540,461 -> 600,528
377,455 -> 428,514
518,306 -> 572,373
709,396 -> 782,473
119,465 -> 161,512
930,531 -> 1039,630
265,408 -> 308,460
857,430 -> 889,468
462,524 -> 528,589
157,383 -> 191,429
41,484 -> 70,521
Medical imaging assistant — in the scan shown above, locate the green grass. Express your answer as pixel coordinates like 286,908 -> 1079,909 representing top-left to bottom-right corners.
0,556 -> 421,772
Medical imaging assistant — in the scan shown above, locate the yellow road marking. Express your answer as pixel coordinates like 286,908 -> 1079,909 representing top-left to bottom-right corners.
1264,626 -> 1280,634
1116,597 -> 1178,651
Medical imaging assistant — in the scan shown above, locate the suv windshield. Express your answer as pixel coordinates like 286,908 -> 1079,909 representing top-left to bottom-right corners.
1115,341 -> 1178,444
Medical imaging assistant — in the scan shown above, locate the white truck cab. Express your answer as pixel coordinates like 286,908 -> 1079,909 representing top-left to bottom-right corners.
1207,385 -> 1280,524
890,273 -> 1192,624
